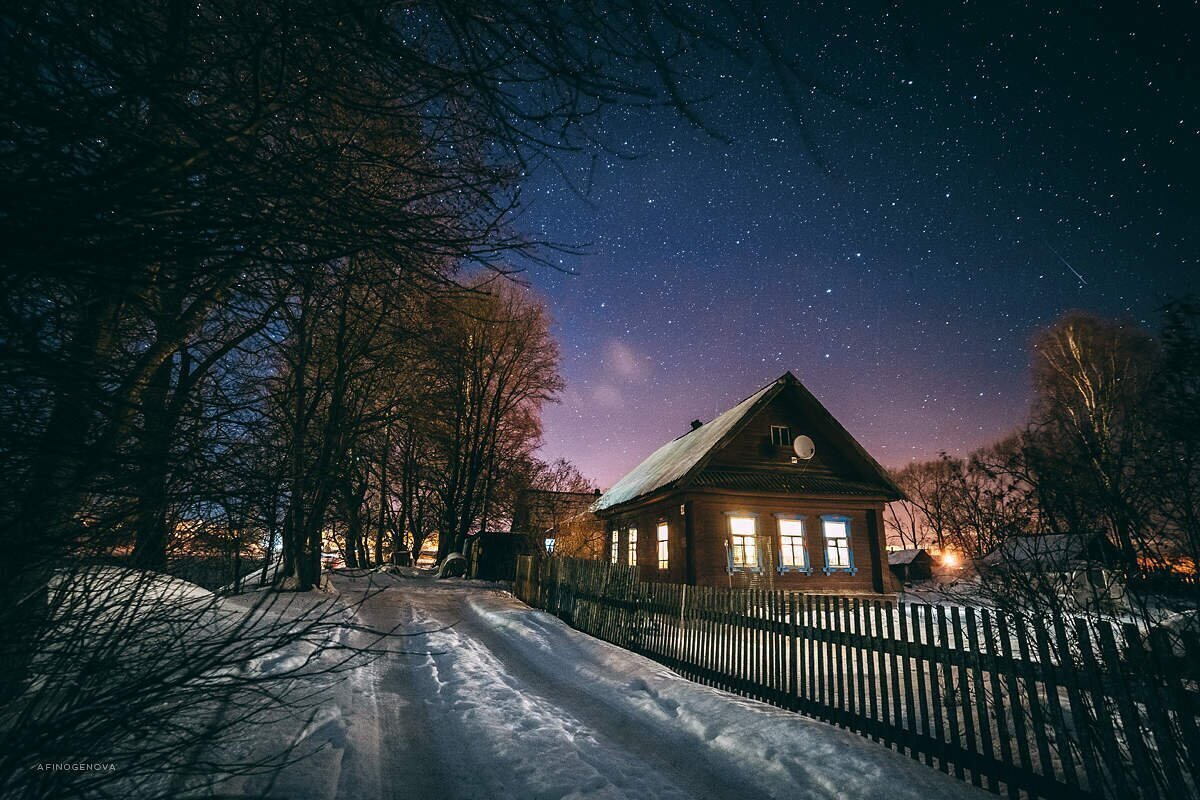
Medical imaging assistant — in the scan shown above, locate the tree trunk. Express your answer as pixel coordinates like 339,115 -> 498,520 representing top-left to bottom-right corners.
131,355 -> 177,571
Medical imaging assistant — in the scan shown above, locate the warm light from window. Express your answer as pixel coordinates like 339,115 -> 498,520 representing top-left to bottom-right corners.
729,516 -> 758,570
657,522 -> 669,570
778,518 -> 806,570
822,518 -> 851,569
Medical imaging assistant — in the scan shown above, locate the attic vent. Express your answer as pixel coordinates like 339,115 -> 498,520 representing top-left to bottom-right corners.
770,425 -> 791,446
690,419 -> 703,431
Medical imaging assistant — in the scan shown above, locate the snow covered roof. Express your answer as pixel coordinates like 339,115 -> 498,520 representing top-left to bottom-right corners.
592,372 -> 904,513
979,532 -> 1112,570
592,381 -> 776,512
887,549 -> 930,565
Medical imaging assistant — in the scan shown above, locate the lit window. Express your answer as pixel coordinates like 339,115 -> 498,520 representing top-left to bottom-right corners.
770,425 -> 791,446
777,516 -> 810,574
657,522 -> 669,570
544,537 -> 555,554
628,528 -> 638,566
610,530 -> 619,564
728,515 -> 760,572
822,516 -> 857,574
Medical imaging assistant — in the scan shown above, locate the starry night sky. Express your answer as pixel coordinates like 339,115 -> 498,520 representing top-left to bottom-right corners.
521,2 -> 1199,488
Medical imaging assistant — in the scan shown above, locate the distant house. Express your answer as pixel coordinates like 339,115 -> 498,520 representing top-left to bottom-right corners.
978,532 -> 1118,573
978,532 -> 1124,610
888,549 -> 934,583
591,372 -> 904,593
512,488 -> 604,557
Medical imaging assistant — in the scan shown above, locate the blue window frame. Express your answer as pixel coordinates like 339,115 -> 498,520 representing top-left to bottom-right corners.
821,514 -> 857,575
544,537 -> 555,554
610,530 -> 619,564
775,514 -> 811,575
725,512 -> 763,573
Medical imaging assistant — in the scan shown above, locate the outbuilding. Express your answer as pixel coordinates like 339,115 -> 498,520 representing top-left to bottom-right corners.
887,548 -> 934,583
977,532 -> 1125,611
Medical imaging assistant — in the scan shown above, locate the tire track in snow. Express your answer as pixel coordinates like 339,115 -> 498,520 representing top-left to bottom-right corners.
337,575 -> 453,800
386,580 -> 768,800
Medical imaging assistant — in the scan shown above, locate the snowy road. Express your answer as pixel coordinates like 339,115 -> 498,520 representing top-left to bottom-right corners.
260,572 -> 989,800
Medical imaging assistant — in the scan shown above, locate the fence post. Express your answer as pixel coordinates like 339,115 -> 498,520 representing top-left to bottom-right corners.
1074,618 -> 1131,799
788,593 -> 799,712
1121,623 -> 1185,795
1096,620 -> 1162,800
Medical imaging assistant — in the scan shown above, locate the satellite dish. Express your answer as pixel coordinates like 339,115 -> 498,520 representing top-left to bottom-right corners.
792,435 -> 816,460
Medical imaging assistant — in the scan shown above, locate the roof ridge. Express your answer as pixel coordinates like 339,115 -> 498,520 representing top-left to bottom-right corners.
593,377 -> 782,511
593,371 -> 902,513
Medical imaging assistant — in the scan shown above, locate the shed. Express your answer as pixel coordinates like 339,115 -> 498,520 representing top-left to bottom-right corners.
887,548 -> 934,583
466,531 -> 540,582
978,532 -> 1118,573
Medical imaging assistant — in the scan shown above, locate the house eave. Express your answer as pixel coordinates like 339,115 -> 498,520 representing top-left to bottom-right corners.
592,483 -> 895,519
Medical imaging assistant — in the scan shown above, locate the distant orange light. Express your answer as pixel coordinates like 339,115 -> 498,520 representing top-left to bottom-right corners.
941,552 -> 960,568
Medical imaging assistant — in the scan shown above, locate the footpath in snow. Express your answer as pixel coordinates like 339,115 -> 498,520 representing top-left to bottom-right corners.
241,571 -> 990,800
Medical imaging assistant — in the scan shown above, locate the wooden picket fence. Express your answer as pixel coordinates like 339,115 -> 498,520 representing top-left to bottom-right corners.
514,556 -> 1200,800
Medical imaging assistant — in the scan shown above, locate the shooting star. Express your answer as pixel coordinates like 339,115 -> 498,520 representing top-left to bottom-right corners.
1047,243 -> 1088,286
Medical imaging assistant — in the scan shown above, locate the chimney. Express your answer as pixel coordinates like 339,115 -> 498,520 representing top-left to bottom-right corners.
690,419 -> 703,431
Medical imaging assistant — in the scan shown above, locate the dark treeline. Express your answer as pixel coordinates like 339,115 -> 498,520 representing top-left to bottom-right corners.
0,8 -> 847,793
0,0 -> 847,599
886,303 -> 1200,609
0,1 -> 574,599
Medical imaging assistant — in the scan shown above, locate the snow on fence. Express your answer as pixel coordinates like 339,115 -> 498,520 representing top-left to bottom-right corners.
514,556 -> 1200,800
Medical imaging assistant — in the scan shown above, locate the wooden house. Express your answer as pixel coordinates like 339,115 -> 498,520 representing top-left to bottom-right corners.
591,372 -> 903,593
512,488 -> 604,556
466,531 -> 540,581
977,532 -> 1126,611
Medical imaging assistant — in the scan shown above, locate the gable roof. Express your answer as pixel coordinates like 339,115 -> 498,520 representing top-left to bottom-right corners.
888,548 -> 930,565
593,372 -> 903,513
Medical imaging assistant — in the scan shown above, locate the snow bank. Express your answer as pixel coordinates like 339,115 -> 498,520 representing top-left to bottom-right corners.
468,592 -> 988,800
220,558 -> 283,594
48,565 -> 215,623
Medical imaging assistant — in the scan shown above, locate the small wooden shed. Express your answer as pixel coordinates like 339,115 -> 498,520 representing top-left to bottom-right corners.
466,531 -> 540,581
887,548 -> 934,583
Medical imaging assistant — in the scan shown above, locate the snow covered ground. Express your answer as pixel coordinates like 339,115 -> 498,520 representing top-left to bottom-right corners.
224,570 -> 988,800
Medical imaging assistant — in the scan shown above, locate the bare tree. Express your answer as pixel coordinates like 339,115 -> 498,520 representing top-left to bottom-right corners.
430,282 -> 564,560
887,458 -> 962,553
1138,300 -> 1200,574
1028,313 -> 1157,572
